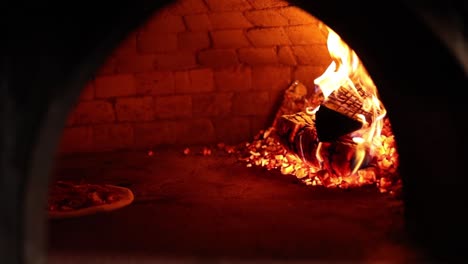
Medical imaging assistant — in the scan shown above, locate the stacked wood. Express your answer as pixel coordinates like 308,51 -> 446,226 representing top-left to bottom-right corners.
273,81 -> 371,176
229,79 -> 400,192
274,109 -> 371,178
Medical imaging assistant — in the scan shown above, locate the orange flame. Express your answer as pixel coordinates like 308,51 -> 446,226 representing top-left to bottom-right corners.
313,27 -> 387,175
230,25 -> 400,194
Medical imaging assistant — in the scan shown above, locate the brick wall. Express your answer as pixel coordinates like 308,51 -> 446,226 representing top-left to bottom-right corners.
58,0 -> 331,153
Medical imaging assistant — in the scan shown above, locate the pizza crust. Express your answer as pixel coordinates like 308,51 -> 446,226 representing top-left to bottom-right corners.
48,184 -> 134,219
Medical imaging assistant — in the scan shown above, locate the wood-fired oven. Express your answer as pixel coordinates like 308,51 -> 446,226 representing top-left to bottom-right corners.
1,0 -> 466,263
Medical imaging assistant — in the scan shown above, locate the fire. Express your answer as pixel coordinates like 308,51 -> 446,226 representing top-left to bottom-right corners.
201,26 -> 400,194
314,27 -> 388,175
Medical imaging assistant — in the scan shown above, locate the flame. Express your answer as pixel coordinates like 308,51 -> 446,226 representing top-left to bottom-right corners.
214,25 -> 400,194
313,27 -> 387,175
314,30 -> 358,98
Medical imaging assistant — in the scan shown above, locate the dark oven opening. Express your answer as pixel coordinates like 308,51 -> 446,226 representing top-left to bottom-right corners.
2,0 -> 467,263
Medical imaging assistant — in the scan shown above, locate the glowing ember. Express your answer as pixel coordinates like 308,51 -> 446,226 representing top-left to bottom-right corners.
201,147 -> 212,156
224,25 -> 401,194
227,118 -> 399,194
183,148 -> 191,155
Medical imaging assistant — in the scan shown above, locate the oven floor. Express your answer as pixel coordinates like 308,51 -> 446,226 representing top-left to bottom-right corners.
48,146 -> 424,263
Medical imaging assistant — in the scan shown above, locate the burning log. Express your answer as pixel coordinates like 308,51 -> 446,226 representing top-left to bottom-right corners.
318,136 -> 372,178
227,115 -> 400,192
275,112 -> 314,144
275,110 -> 370,177
274,112 -> 320,168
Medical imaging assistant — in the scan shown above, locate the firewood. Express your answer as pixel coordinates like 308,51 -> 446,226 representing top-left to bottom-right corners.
275,112 -> 314,145
275,109 -> 372,176
318,135 -> 374,178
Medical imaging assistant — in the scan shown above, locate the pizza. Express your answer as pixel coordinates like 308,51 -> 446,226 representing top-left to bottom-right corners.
48,181 -> 134,219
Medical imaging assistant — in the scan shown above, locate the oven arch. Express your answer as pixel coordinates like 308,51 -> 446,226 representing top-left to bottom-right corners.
1,1 -> 466,263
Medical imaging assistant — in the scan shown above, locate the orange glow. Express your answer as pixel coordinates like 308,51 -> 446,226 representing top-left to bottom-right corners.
314,27 -> 387,176
229,25 -> 401,194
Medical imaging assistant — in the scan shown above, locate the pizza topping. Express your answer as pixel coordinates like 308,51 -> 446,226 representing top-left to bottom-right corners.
48,181 -> 124,212
106,194 -> 117,202
47,180 -> 134,219
88,191 -> 105,205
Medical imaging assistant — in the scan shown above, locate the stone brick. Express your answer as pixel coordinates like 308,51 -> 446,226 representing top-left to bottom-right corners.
143,13 -> 186,33
115,55 -> 156,74
277,6 -> 319,25
67,101 -> 115,125
95,74 -> 136,98
248,0 -> 289,9
285,25 -> 327,45
178,32 -> 211,51
246,28 -> 290,47
58,126 -> 93,153
115,96 -> 155,121
93,124 -> 134,151
155,95 -> 192,119
174,71 -> 191,93
154,52 -> 197,70
251,65 -> 292,91
184,14 -> 212,31
135,71 -> 175,95
291,45 -> 331,65
214,66 -> 252,91
238,47 -> 278,65
175,68 -> 215,94
209,12 -> 252,29
137,32 -> 178,53
190,68 -> 215,92
211,30 -> 250,48
278,46 -> 297,65
175,118 -> 216,144
198,49 -> 239,68
214,117 -> 251,143
244,10 -> 289,27
204,0 -> 252,11
192,93 -> 234,117
294,65 -> 328,89
134,122 -> 178,147
167,0 -> 208,15
232,91 -> 271,115
113,32 -> 138,56
79,80 -> 95,101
